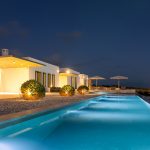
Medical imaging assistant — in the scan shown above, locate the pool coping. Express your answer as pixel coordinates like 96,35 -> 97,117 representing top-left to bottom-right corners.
0,96 -> 101,129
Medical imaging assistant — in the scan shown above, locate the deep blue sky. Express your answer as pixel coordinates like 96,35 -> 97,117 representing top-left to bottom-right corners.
0,0 -> 150,87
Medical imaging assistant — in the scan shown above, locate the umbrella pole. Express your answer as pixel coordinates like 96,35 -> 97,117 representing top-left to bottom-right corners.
96,79 -> 97,88
118,80 -> 120,89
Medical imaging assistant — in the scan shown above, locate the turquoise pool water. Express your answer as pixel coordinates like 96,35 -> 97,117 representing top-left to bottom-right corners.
1,95 -> 150,150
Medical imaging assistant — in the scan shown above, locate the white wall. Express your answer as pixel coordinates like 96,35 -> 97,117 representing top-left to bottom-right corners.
0,57 -> 89,93
0,68 -> 29,93
59,68 -> 80,89
25,57 -> 59,90
59,74 -> 80,89
29,66 -> 59,88
67,76 -> 71,85
78,74 -> 88,87
59,75 -> 68,87
0,57 -> 60,93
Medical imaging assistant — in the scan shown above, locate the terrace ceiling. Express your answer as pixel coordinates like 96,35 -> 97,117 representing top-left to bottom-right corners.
0,56 -> 44,68
59,73 -> 78,77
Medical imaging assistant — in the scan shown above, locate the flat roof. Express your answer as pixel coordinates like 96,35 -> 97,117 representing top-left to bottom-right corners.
0,56 -> 44,68
59,68 -> 80,75
24,57 -> 59,68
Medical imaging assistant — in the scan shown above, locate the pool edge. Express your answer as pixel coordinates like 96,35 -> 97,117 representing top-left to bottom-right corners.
0,96 -> 101,129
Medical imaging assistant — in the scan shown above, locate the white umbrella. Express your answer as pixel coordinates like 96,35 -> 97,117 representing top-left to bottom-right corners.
110,76 -> 128,88
89,76 -> 105,87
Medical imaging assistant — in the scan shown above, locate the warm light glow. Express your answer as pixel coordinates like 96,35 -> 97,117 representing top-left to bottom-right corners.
57,70 -> 59,73
82,89 -> 86,94
59,75 -> 68,87
0,56 -> 43,68
27,89 -> 32,96
66,70 -> 70,74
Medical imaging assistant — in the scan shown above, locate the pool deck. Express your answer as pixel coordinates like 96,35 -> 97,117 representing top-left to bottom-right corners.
0,94 -> 99,122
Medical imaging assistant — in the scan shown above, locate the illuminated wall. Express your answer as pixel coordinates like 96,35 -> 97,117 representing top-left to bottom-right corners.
59,71 -> 89,88
0,57 -> 88,93
59,75 -> 68,87
78,74 -> 88,87
0,57 -> 59,93
25,57 -> 59,90
59,68 -> 80,88
59,74 -> 79,89
59,74 -> 81,89
0,69 -> 2,92
0,68 -> 29,93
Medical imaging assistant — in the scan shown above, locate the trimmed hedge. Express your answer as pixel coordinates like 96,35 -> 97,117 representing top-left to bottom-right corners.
77,85 -> 89,95
59,85 -> 75,96
21,80 -> 46,100
50,87 -> 61,92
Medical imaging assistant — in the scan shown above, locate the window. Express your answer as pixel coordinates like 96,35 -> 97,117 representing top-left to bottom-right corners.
71,76 -> 72,86
71,76 -> 77,89
75,77 -> 77,89
52,74 -> 55,87
43,73 -> 46,87
48,74 -> 51,88
35,71 -> 42,83
84,79 -> 86,86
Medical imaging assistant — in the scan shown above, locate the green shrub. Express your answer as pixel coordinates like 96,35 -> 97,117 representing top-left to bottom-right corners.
77,85 -> 89,95
21,80 -> 46,100
50,87 -> 61,92
59,85 -> 75,96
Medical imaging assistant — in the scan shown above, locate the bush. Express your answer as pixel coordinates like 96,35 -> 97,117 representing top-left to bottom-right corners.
59,85 -> 75,96
77,85 -> 89,95
21,80 -> 46,100
50,87 -> 61,92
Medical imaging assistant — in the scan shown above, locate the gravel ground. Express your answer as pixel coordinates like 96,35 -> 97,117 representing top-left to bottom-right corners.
0,95 -> 98,115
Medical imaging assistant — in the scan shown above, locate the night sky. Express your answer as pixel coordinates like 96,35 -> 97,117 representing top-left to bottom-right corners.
0,0 -> 150,87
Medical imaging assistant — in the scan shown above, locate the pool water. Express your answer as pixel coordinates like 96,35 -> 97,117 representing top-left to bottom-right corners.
1,95 -> 150,150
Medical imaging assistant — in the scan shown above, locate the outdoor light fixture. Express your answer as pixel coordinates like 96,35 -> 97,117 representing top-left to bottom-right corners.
65,91 -> 68,95
82,89 -> 85,94
27,89 -> 32,96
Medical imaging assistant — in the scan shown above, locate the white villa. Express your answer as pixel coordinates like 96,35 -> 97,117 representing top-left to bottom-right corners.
59,68 -> 88,89
0,49 -> 88,94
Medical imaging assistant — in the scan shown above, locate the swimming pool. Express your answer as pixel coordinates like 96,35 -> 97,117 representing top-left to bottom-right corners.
0,95 -> 150,150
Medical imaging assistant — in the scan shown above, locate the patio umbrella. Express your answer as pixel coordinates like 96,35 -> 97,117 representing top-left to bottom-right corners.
110,76 -> 128,88
89,76 -> 105,87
